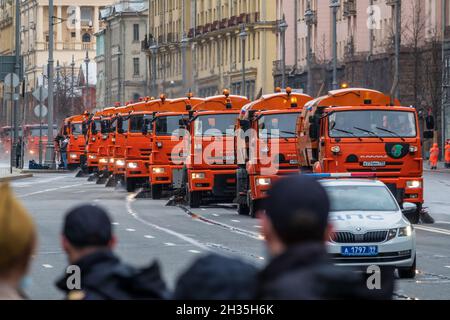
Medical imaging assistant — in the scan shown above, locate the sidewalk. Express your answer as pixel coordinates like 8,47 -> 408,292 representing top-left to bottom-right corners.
0,167 -> 33,182
423,162 -> 450,173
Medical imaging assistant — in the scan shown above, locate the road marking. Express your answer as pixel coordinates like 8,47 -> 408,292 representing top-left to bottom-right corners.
435,221 -> 450,225
231,220 -> 240,223
144,235 -> 155,239
212,214 -> 219,217
188,250 -> 201,254
416,225 -> 450,236
164,242 -> 176,246
126,228 -> 136,232
18,183 -> 90,198
126,194 -> 210,251
201,208 -> 206,211
42,264 -> 53,269
254,225 -> 262,229
112,222 -> 120,225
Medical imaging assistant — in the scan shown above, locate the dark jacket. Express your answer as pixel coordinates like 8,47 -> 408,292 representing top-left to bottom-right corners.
60,139 -> 68,152
56,250 -> 169,300
258,243 -> 394,300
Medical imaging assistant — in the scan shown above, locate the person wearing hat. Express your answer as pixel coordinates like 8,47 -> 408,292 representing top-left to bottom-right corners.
56,205 -> 169,300
257,175 -> 394,300
0,184 -> 36,300
429,143 -> 440,170
174,254 -> 258,300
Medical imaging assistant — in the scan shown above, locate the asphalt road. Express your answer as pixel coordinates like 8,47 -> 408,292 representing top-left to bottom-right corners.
8,170 -> 450,300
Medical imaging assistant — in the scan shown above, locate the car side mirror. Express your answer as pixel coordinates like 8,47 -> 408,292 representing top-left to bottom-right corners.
239,119 -> 251,131
402,202 -> 417,216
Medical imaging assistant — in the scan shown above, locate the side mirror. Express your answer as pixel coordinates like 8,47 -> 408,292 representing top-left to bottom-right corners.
117,118 -> 124,134
142,120 -> 150,135
423,131 -> 434,139
239,119 -> 251,131
402,202 -> 417,216
91,122 -> 97,135
82,124 -> 88,135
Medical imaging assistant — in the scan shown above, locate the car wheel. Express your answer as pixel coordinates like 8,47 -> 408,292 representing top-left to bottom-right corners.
151,184 -> 162,200
238,203 -> 250,216
398,256 -> 417,279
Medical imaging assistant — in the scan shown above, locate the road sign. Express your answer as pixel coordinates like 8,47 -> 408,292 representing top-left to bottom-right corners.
4,93 -> 20,101
32,86 -> 49,102
0,55 -> 23,80
34,104 -> 48,118
4,73 -> 20,88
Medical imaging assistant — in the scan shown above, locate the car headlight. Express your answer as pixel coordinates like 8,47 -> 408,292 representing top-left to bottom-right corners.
109,158 -> 115,164
399,225 -> 413,237
152,167 -> 165,174
192,172 -> 206,180
70,153 -> 78,159
127,162 -> 138,169
406,180 -> 421,189
116,159 -> 125,166
88,155 -> 97,160
99,158 -> 108,164
256,178 -> 271,186
387,228 -> 398,241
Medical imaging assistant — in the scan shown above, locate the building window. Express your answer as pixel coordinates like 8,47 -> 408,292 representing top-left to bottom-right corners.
82,33 -> 91,43
71,32 -> 76,38
133,24 -> 140,42
133,57 -> 140,76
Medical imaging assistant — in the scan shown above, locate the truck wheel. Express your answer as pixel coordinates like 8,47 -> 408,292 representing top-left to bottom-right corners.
238,203 -> 250,216
405,204 -> 421,224
249,199 -> 260,219
188,190 -> 201,208
151,185 -> 163,200
126,179 -> 136,192
398,256 -> 417,279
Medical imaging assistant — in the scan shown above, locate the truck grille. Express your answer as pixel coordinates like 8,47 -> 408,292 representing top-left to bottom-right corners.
331,231 -> 388,243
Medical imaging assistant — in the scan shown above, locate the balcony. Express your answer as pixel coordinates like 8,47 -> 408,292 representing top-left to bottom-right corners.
343,0 -> 357,17
211,21 -> 219,31
229,16 -> 238,27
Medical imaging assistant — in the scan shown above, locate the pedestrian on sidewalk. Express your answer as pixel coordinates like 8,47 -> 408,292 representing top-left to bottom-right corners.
256,175 -> 394,300
429,143 -> 440,170
0,184 -> 37,300
54,134 -> 63,169
15,137 -> 22,169
445,140 -> 450,169
60,135 -> 69,170
56,205 -> 169,300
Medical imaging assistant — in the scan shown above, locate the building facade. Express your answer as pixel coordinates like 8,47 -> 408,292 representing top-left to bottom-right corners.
96,1 -> 148,109
143,0 -> 279,100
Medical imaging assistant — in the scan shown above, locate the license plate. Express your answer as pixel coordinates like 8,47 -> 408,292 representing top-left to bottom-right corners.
341,246 -> 378,257
363,161 -> 386,167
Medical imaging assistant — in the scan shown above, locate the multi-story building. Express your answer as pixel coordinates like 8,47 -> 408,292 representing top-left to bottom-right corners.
96,0 -> 148,108
0,0 -> 15,55
143,0 -> 279,100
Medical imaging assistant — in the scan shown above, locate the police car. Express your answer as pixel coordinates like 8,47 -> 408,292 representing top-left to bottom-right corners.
319,176 -> 417,279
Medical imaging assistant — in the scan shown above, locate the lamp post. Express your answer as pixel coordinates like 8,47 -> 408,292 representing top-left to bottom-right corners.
70,55 -> 75,115
13,0 -> 21,164
45,0 -> 55,168
278,16 -> 288,89
305,1 -> 314,95
239,24 -> 248,97
330,0 -> 340,90
150,44 -> 158,97
84,51 -> 90,109
181,35 -> 189,93
56,60 -> 61,122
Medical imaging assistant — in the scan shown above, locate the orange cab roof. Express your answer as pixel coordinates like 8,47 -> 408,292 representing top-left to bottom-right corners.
193,95 -> 250,111
242,92 -> 313,113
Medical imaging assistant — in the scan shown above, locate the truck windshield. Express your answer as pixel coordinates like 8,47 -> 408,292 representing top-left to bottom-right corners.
129,115 -> 153,133
71,123 -> 83,135
258,112 -> 300,139
155,115 -> 183,136
30,128 -> 48,137
194,114 -> 237,137
325,185 -> 399,212
329,110 -> 417,138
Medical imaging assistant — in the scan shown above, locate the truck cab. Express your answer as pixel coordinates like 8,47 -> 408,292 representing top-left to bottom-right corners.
297,88 -> 423,223
63,113 -> 90,170
184,91 -> 250,208
23,124 -> 57,162
236,89 -> 313,217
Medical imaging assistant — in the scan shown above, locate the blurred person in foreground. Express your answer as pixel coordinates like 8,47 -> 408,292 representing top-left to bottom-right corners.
0,184 -> 36,300
56,205 -> 169,300
174,254 -> 258,300
257,175 -> 394,300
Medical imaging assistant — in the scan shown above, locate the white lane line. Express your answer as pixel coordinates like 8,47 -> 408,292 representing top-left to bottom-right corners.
144,235 -> 155,239
126,194 -> 210,251
165,242 -> 176,246
212,214 -> 219,217
201,208 -> 206,211
254,225 -> 262,229
435,221 -> 450,225
231,220 -> 240,223
42,264 -> 54,269
126,228 -> 136,232
18,183 -> 90,198
415,225 -> 450,236
188,250 -> 201,254
445,266 -> 450,269
13,176 -> 67,187
112,222 -> 120,225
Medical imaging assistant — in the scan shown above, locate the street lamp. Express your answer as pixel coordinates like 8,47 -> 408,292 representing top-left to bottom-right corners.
181,35 -> 189,93
150,44 -> 159,97
45,0 -> 55,168
330,0 -> 340,90
305,1 -> 314,95
70,55 -> 75,115
84,51 -> 90,109
56,60 -> 61,122
278,16 -> 288,89
239,24 -> 248,97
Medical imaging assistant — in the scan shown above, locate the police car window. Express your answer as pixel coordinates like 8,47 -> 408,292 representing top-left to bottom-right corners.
325,186 -> 399,212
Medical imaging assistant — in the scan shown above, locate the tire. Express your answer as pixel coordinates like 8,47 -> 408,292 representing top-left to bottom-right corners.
151,184 -> 163,200
405,204 -> 421,224
398,256 -> 417,279
126,179 -> 136,192
188,189 -> 201,208
238,203 -> 250,216
249,199 -> 259,219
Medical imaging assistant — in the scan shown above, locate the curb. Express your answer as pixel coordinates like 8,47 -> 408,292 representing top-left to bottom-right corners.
0,174 -> 33,183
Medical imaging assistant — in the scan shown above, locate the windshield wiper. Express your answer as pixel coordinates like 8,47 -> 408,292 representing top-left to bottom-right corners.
376,127 -> 406,142
332,128 -> 362,141
354,127 -> 384,142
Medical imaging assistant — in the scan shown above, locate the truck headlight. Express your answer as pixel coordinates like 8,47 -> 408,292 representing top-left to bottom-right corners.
88,154 -> 97,160
331,146 -> 341,154
29,150 -> 35,155
70,153 -> 78,159
109,158 -> 115,164
92,137 -> 96,142
406,180 -> 421,189
152,167 -> 165,174
116,159 -> 125,166
127,162 -> 138,169
398,226 -> 413,237
387,228 -> 398,241
256,178 -> 271,186
99,158 -> 108,164
409,146 -> 418,153
192,172 -> 206,180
